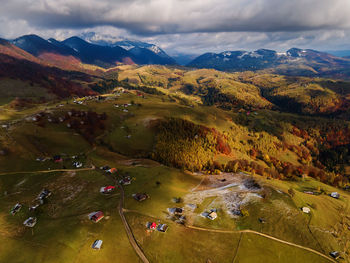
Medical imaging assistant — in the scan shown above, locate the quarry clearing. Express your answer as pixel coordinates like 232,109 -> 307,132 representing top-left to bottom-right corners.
184,172 -> 263,219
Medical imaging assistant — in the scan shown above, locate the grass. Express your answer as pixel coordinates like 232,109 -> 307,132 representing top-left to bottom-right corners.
0,169 -> 138,263
126,212 -> 242,263
234,232 -> 330,263
0,86 -> 349,262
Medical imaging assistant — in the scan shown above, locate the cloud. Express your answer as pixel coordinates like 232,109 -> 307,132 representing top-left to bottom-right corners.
146,30 -> 350,55
0,0 -> 350,54
2,0 -> 350,35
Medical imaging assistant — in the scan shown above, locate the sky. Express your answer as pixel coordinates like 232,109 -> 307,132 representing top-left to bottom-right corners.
1,0 -> 350,55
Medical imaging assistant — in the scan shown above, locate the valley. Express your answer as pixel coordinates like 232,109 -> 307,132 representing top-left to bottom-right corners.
0,32 -> 350,263
0,85 -> 349,262
2,0 -> 350,262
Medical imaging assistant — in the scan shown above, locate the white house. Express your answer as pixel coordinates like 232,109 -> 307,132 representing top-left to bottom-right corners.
302,207 -> 311,214
330,192 -> 340,199
92,240 -> 103,249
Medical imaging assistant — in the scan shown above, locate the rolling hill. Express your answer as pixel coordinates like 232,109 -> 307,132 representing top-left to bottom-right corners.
0,77 -> 349,262
0,39 -> 350,262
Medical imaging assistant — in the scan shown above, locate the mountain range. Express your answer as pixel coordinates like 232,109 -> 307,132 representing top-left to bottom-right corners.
2,33 -> 350,79
187,48 -> 350,78
10,34 -> 176,68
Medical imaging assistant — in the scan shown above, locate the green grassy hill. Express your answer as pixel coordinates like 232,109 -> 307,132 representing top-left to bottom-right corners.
0,64 -> 350,262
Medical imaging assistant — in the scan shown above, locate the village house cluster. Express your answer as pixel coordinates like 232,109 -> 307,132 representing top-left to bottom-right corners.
36,154 -> 85,170
11,188 -> 52,228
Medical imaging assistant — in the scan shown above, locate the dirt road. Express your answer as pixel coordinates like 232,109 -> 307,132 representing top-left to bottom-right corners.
117,183 -> 150,263
187,225 -> 336,263
0,165 -> 95,176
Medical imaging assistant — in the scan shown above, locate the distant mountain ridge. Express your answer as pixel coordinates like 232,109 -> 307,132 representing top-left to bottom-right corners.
187,48 -> 350,78
12,35 -> 78,57
10,34 -> 176,68
79,32 -> 176,65
5,33 -> 350,79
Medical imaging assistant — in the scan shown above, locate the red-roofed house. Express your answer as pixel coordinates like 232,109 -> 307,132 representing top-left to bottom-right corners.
100,186 -> 116,194
90,211 -> 104,223
105,186 -> 115,192
107,168 -> 117,174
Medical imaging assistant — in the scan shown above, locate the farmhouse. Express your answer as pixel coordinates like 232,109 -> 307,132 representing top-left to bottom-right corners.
89,211 -> 104,223
119,176 -> 131,185
38,189 -> 51,201
147,222 -> 157,230
207,211 -> 218,220
107,168 -> 117,174
157,224 -> 168,232
302,207 -> 311,214
23,217 -> 37,227
100,186 -> 116,194
330,251 -> 340,259
133,193 -> 149,202
92,240 -> 103,250
10,203 -> 22,215
168,207 -> 183,215
330,192 -> 340,199
73,161 -> 83,168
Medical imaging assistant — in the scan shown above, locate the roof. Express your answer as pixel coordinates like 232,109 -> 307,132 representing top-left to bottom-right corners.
331,192 -> 340,197
108,168 -> 117,173
92,240 -> 103,249
157,224 -> 168,232
133,193 -> 148,201
94,211 -> 104,218
100,186 -> 115,193
23,217 -> 37,227
90,211 -> 104,222
207,211 -> 218,220
302,207 -> 311,213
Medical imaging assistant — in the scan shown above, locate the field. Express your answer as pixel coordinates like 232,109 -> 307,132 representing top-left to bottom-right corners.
0,77 -> 349,262
2,154 -> 346,263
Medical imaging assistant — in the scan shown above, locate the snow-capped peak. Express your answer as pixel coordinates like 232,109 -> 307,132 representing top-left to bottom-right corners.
79,32 -> 123,46
149,45 -> 161,54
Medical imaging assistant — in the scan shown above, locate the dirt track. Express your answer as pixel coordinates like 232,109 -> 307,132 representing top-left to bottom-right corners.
186,225 -> 337,263
0,166 -> 337,263
0,165 -> 96,176
117,183 -> 150,263
122,209 -> 336,263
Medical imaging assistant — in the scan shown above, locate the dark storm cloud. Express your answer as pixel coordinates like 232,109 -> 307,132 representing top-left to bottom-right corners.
1,0 -> 350,35
0,0 -> 350,54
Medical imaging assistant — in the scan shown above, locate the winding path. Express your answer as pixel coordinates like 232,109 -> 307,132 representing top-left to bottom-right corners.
0,165 -> 338,263
116,183 -> 150,263
122,209 -> 336,263
186,225 -> 337,263
0,165 -> 95,176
